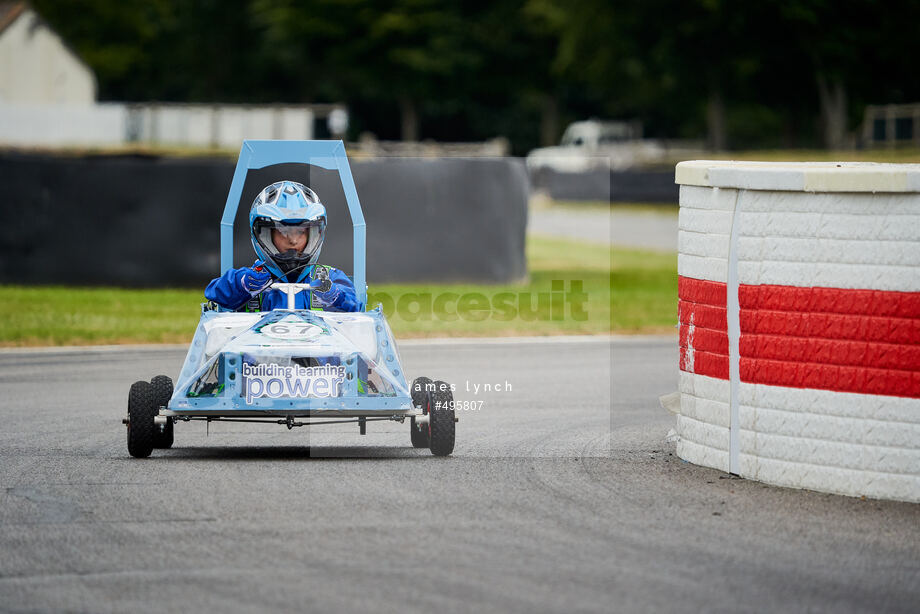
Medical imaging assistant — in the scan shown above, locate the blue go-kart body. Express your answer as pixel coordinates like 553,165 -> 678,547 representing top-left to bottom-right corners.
125,140 -> 456,457
168,301 -> 412,416
168,139 -> 412,417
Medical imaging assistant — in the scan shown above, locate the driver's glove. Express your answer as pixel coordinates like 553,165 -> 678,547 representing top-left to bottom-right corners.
240,266 -> 272,295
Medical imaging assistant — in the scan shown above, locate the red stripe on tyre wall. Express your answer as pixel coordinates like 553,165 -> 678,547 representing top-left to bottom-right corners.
679,276 -> 920,398
678,277 -> 729,380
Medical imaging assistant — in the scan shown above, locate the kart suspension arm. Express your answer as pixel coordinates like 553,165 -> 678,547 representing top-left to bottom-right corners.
174,415 -> 407,429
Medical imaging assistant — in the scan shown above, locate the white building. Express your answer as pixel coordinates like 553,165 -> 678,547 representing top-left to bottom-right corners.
0,2 -> 96,104
0,3 -> 343,148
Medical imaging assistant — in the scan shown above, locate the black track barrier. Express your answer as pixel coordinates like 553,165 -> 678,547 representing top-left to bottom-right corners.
530,166 -> 679,203
0,152 -> 528,287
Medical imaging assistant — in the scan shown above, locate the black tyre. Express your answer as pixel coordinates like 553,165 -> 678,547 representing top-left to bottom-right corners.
410,376 -> 432,409
410,416 -> 430,448
150,375 -> 174,449
127,380 -> 157,458
428,380 -> 455,457
410,377 -> 432,448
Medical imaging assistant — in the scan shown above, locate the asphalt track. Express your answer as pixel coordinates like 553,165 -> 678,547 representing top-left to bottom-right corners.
0,337 -> 917,613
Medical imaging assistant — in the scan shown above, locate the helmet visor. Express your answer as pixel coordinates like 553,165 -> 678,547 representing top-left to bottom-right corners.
253,218 -> 325,272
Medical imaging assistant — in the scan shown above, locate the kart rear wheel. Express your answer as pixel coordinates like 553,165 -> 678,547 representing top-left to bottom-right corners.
410,416 -> 429,448
428,380 -> 455,457
410,377 -> 432,448
126,380 -> 157,458
150,375 -> 174,449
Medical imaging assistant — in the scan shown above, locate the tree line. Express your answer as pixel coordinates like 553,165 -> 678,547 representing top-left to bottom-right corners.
33,0 -> 920,154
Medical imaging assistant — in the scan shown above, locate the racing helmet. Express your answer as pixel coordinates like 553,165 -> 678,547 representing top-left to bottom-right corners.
249,181 -> 326,281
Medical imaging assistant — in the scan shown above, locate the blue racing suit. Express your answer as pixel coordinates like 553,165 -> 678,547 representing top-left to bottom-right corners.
205,262 -> 360,312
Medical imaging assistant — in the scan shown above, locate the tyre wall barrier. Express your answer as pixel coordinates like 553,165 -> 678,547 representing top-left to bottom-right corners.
675,161 -> 920,502
0,152 -> 527,286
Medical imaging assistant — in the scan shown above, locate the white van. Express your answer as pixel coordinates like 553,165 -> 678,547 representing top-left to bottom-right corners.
526,119 -> 666,172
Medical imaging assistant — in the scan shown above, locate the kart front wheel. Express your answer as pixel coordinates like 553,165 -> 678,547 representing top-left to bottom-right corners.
410,376 -> 432,409
428,380 -> 455,457
150,375 -> 174,449
126,380 -> 157,458
410,377 -> 432,448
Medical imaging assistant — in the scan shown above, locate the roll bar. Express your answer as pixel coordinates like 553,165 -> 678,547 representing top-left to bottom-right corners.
219,140 -> 366,308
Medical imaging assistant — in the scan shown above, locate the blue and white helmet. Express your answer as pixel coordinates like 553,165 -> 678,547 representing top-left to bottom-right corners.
249,181 -> 326,281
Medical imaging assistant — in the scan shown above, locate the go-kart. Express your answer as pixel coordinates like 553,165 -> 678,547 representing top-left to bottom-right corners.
123,140 -> 456,457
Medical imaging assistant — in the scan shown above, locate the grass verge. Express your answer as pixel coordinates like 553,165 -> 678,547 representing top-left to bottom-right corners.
0,237 -> 676,347
703,147 -> 920,163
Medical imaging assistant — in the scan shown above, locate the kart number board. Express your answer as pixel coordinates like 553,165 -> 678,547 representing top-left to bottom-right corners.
261,322 -> 323,341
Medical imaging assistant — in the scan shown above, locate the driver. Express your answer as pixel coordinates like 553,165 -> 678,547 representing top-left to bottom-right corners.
205,181 -> 359,312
